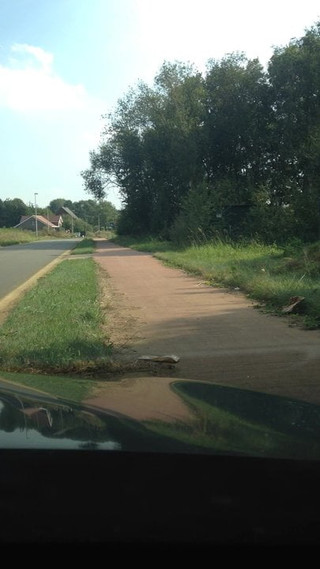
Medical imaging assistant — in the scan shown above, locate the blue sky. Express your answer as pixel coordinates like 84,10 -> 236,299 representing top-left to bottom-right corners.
1,0 -> 320,209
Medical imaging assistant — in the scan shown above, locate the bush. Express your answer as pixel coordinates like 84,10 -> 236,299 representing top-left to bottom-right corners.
169,183 -> 216,244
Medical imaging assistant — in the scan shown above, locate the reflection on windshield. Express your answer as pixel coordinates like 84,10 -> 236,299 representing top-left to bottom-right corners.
2,381 -> 320,459
143,382 -> 320,460
0,387 -> 198,453
0,395 -> 121,450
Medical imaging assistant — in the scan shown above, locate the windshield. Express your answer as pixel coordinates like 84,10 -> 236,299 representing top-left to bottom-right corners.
0,0 -> 320,462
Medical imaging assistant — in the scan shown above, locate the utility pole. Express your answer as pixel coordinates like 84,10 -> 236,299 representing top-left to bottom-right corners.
34,193 -> 38,237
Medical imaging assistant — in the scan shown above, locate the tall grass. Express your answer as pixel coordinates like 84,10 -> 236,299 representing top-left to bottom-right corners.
0,228 -> 77,246
0,228 -> 39,246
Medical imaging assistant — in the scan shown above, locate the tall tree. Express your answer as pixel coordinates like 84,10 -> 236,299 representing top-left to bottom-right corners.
268,23 -> 320,238
82,24 -> 320,242
82,62 -> 206,235
204,53 -> 271,207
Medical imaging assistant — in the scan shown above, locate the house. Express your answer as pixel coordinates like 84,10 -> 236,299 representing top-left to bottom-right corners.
15,207 -> 77,232
48,214 -> 63,227
14,215 -> 59,231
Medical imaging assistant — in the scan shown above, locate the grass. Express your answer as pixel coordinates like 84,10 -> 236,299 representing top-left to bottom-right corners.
71,238 -> 96,255
0,258 -> 113,374
0,371 -> 96,402
94,230 -> 116,239
114,235 -> 320,328
0,228 -> 40,246
0,228 -> 81,247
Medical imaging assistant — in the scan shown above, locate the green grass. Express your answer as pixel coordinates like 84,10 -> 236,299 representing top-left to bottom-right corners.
0,228 -> 78,246
0,371 -> 96,402
0,228 -> 41,246
115,234 -> 177,253
0,258 -> 112,374
94,230 -> 116,239
113,235 -> 320,328
71,238 -> 96,255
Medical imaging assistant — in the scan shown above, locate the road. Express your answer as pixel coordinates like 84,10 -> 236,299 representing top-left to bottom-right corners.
0,239 -> 78,300
87,240 -> 320,415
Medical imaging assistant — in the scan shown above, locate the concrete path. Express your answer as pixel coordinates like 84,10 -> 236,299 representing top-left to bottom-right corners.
94,241 -> 320,406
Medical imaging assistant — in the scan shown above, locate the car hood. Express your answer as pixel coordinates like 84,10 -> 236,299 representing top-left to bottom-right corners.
1,376 -> 320,459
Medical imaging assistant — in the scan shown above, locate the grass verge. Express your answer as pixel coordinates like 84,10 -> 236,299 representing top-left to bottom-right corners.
71,238 -> 96,255
0,371 -> 96,402
0,258 -> 113,375
114,235 -> 320,328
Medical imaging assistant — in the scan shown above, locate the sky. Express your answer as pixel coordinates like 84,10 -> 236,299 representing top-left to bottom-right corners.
0,0 -> 320,210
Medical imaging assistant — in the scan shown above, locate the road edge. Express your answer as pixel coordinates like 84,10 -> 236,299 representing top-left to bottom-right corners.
0,246 -> 75,324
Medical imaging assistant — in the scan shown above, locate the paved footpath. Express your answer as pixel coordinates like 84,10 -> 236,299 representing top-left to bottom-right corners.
94,241 -> 320,405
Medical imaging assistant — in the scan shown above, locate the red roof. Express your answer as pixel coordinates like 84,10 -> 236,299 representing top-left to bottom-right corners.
15,215 -> 59,228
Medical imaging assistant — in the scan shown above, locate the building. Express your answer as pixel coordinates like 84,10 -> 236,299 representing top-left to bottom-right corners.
14,215 -> 60,231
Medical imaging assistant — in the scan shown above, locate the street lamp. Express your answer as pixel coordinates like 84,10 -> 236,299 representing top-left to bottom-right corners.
34,193 -> 38,237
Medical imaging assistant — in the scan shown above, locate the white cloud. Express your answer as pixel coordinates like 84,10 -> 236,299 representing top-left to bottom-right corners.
11,44 -> 54,73
0,43 -> 98,112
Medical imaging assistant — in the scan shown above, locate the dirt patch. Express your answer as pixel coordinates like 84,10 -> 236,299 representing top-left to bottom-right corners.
85,240 -> 320,418
97,263 -> 143,361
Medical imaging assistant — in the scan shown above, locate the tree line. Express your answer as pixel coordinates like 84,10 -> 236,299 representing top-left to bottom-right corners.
82,22 -> 320,244
0,197 -> 118,231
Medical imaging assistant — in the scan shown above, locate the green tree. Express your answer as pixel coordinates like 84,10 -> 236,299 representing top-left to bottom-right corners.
66,199 -> 119,230
81,24 -> 320,243
268,22 -> 320,240
49,198 -> 73,214
204,54 -> 271,207
82,62 -> 206,236
0,198 -> 28,227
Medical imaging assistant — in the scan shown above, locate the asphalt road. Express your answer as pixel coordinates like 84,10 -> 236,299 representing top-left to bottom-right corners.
0,239 -> 79,300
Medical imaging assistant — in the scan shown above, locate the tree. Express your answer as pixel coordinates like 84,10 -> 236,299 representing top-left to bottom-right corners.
82,62 -> 206,235
203,53 -> 271,208
49,198 -> 73,214
82,24 -> 320,242
0,198 -> 28,227
268,23 -> 320,239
